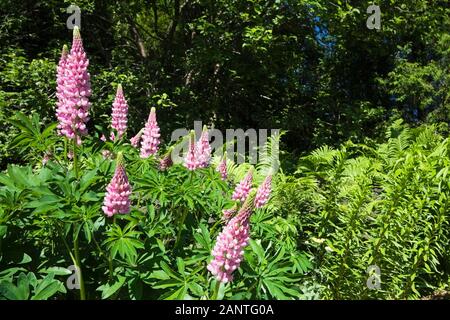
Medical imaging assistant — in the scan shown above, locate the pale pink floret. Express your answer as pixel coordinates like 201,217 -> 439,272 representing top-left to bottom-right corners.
231,169 -> 253,202
111,84 -> 128,139
184,132 -> 200,170
140,108 -> 160,158
254,175 -> 272,208
56,26 -> 91,145
100,134 -> 107,142
196,126 -> 211,168
208,192 -> 255,283
102,159 -> 132,217
216,156 -> 227,180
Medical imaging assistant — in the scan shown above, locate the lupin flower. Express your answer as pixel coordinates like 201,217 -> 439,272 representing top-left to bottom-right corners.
130,129 -> 143,148
184,131 -> 200,170
111,84 -> 128,140
56,45 -> 68,119
102,149 -> 113,159
56,26 -> 91,145
42,152 -> 51,166
159,147 -> 174,171
140,107 -> 161,158
196,125 -> 211,168
216,153 -> 227,180
207,191 -> 256,283
255,175 -> 272,208
100,134 -> 107,142
222,204 -> 237,222
102,153 -> 132,217
231,168 -> 253,202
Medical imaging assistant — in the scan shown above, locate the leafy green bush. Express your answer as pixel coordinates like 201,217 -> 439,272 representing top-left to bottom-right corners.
0,111 -> 311,300
273,121 -> 450,299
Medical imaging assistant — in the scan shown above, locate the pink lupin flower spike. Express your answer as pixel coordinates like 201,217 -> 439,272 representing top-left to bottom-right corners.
159,147 -> 174,171
111,84 -> 128,140
130,129 -> 143,148
255,175 -> 272,208
55,44 -> 68,132
231,168 -> 253,202
207,191 -> 256,283
216,153 -> 227,180
102,152 -> 132,217
196,125 -> 211,168
140,107 -> 161,158
56,26 -> 91,145
222,204 -> 237,222
184,131 -> 200,170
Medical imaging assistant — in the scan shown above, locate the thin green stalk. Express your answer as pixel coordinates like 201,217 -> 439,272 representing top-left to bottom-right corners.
175,207 -> 188,248
211,281 -> 221,300
64,138 -> 67,162
210,219 -> 222,235
73,138 -> 79,179
91,233 -> 113,281
108,216 -> 117,283
73,232 -> 86,300
58,224 -> 77,267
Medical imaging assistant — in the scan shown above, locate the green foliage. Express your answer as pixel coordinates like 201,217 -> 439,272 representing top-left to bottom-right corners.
1,0 -> 450,301
0,126 -> 301,299
273,122 -> 450,299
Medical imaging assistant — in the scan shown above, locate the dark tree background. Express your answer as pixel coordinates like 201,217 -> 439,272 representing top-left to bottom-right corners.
1,0 -> 449,167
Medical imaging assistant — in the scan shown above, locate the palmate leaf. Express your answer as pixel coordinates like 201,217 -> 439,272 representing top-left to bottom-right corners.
97,275 -> 126,299
8,112 -> 57,158
0,272 -> 65,300
31,274 -> 65,300
104,224 -> 144,264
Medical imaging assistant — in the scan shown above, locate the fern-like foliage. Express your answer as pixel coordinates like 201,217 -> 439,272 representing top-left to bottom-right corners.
272,123 -> 450,299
